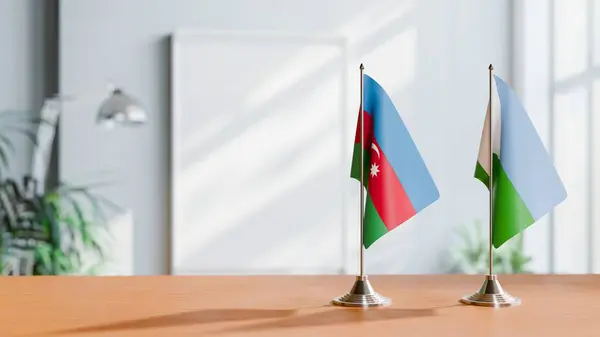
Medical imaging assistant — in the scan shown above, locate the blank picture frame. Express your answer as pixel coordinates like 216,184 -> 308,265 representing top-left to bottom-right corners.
170,30 -> 352,275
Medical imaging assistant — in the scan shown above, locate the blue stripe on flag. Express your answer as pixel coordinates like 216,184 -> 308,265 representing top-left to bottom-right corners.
363,74 -> 439,212
494,75 -> 567,220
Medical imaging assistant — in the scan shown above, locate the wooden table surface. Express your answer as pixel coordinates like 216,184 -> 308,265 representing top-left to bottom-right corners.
2,275 -> 600,337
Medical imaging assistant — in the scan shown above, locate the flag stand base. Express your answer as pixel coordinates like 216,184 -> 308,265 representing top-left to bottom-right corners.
331,275 -> 391,308
459,274 -> 521,307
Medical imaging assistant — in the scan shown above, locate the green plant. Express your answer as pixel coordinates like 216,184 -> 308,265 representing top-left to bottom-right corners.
0,180 -> 120,277
0,110 -> 120,275
447,220 -> 532,274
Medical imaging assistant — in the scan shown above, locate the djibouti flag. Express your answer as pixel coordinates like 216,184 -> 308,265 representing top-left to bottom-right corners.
475,74 -> 567,248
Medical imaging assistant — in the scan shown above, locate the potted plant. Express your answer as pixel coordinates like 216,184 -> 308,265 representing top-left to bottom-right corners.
0,110 -> 119,275
447,219 -> 532,274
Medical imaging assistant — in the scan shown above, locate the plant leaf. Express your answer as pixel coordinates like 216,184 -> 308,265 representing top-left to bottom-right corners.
449,219 -> 533,274
90,239 -> 105,261
0,127 -> 37,146
0,145 -> 9,170
35,244 -> 53,273
42,200 -> 61,250
0,134 -> 15,153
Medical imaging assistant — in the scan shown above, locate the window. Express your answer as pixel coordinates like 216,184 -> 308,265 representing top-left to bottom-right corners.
516,0 -> 598,274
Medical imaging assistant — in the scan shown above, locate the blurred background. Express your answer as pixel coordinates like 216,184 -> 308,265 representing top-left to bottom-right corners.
0,0 -> 593,276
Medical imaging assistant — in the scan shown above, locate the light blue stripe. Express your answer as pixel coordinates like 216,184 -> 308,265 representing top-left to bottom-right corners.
494,75 -> 567,220
363,74 -> 439,212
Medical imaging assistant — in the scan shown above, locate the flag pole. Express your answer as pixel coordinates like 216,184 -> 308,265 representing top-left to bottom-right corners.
488,64 -> 494,277
359,62 -> 365,277
459,64 -> 521,307
331,63 -> 390,308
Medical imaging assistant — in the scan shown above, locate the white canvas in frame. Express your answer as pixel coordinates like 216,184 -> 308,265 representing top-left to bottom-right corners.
170,30 -> 351,275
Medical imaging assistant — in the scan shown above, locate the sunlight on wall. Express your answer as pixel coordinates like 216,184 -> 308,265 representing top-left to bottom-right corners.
177,77 -> 342,254
173,34 -> 347,274
553,88 -> 589,273
244,43 -> 344,111
243,0 -> 414,123
553,0 -> 587,81
361,26 -> 417,97
336,0 -> 413,45
169,0 -> 510,275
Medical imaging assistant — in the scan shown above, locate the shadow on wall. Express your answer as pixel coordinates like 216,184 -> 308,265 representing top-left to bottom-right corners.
170,0 -> 506,275
174,43 -> 348,273
173,50 -> 348,273
172,1 -> 423,276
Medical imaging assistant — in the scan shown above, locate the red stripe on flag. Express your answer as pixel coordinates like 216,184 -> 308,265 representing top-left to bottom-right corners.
367,139 -> 416,230
354,109 -> 373,147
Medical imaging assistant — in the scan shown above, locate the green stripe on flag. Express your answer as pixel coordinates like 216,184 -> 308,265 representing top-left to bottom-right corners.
351,143 -> 389,248
474,161 -> 490,188
351,143 -> 371,187
364,197 -> 389,248
492,155 -> 535,248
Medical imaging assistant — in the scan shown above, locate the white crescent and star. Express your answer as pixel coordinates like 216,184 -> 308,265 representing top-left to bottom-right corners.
370,143 -> 381,178
371,143 -> 380,159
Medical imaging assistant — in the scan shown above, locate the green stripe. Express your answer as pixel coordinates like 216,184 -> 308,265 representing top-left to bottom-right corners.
364,196 -> 389,248
351,143 -> 388,248
351,143 -> 371,187
474,161 -> 490,188
490,155 -> 535,248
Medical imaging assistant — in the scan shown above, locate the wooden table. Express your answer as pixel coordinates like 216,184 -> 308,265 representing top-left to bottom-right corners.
2,275 -> 600,337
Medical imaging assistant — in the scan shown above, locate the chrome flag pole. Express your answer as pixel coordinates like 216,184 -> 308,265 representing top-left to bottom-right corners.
460,64 -> 521,307
331,63 -> 390,308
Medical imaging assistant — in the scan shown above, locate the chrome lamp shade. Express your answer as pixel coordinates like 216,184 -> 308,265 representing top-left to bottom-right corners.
96,88 -> 148,127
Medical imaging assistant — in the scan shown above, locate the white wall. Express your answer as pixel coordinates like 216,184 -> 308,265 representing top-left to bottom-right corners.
59,0 -> 512,275
0,0 -> 51,179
